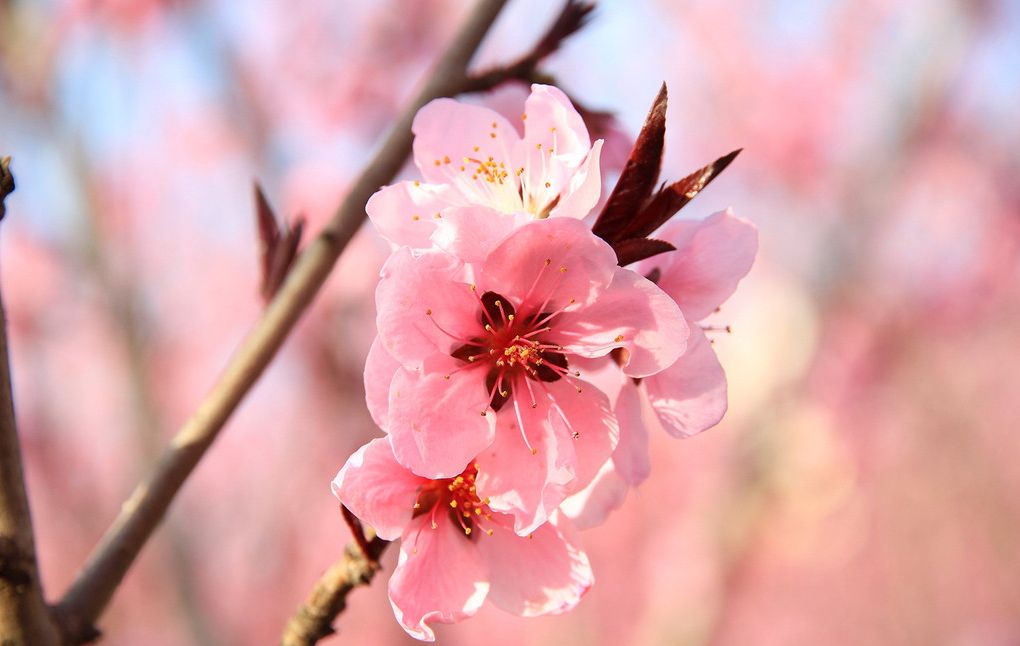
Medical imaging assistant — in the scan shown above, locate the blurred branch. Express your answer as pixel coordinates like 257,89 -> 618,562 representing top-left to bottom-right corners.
0,159 -> 61,644
461,0 -> 594,93
54,0 -> 511,642
0,156 -> 14,220
280,519 -> 389,646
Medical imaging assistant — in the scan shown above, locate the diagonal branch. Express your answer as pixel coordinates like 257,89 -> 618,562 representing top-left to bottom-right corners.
0,158 -> 61,644
54,0 -> 509,641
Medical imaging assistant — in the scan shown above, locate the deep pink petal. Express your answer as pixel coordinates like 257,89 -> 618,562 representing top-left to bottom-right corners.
331,438 -> 424,541
412,98 -> 519,185
474,399 -> 575,536
430,206 -> 527,264
652,209 -> 758,320
366,181 -> 461,249
364,335 -> 400,429
375,248 -> 478,372
476,514 -> 593,617
549,139 -> 603,220
387,363 -> 496,478
389,517 -> 489,641
560,461 -> 629,530
479,218 -> 617,313
555,266 -> 689,377
645,326 -> 727,438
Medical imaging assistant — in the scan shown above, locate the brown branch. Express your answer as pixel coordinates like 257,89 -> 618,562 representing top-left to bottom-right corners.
461,0 -> 595,93
280,530 -> 389,646
0,158 -> 61,644
53,1 -> 510,642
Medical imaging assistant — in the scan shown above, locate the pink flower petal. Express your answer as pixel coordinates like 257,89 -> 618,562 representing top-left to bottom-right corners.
479,218 -> 617,312
330,438 -> 424,541
475,406 -> 575,536
412,98 -> 519,185
376,248 -> 478,372
555,266 -> 689,377
477,514 -> 593,617
364,335 -> 400,429
543,378 -> 620,492
387,363 -> 496,478
430,205 -> 527,264
645,326 -> 728,438
389,517 -> 490,641
652,208 -> 758,320
559,461 -> 629,530
366,180 -> 461,249
609,380 -> 650,486
549,139 -> 603,220
522,84 -> 591,161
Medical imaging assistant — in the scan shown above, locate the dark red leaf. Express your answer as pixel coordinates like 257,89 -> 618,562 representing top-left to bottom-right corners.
592,84 -> 668,244
254,182 -> 305,302
611,237 -> 676,267
620,148 -> 741,240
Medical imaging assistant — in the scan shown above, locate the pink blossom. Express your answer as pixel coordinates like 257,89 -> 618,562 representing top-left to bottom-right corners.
366,84 -> 604,262
369,217 -> 687,532
564,209 -> 757,527
332,438 -> 594,641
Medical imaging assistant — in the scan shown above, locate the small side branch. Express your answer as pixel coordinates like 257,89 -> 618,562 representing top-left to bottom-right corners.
279,529 -> 389,646
0,157 -> 61,644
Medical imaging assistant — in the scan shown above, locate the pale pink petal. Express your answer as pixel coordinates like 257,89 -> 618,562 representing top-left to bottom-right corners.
549,139 -> 603,220
389,517 -> 490,641
559,461 -> 628,530
412,98 -> 519,185
652,209 -> 758,320
387,363 -> 496,478
364,335 -> 400,429
645,326 -> 727,438
479,218 -> 617,312
542,377 -> 620,492
475,405 -> 574,536
366,181 -> 461,249
522,84 -> 591,160
555,266 -> 689,377
477,514 -> 593,617
331,438 -> 424,541
609,380 -> 650,486
430,206 -> 527,264
375,248 -> 478,372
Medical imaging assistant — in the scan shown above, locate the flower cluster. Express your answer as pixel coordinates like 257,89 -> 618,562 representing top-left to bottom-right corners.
333,84 -> 757,640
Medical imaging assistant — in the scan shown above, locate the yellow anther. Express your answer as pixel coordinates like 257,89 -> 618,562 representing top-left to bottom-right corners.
450,500 -> 458,508
614,334 -> 625,342
425,308 -> 432,315
412,215 -> 420,221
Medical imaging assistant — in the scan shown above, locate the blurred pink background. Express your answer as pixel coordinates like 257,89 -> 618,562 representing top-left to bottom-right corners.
2,0 -> 1019,644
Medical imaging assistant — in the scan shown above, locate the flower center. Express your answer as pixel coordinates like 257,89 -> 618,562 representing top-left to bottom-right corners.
450,290 -> 572,412
412,463 -> 493,539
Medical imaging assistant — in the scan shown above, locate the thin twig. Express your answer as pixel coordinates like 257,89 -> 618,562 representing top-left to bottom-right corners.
53,0 -> 509,642
280,530 -> 389,646
0,158 -> 61,645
